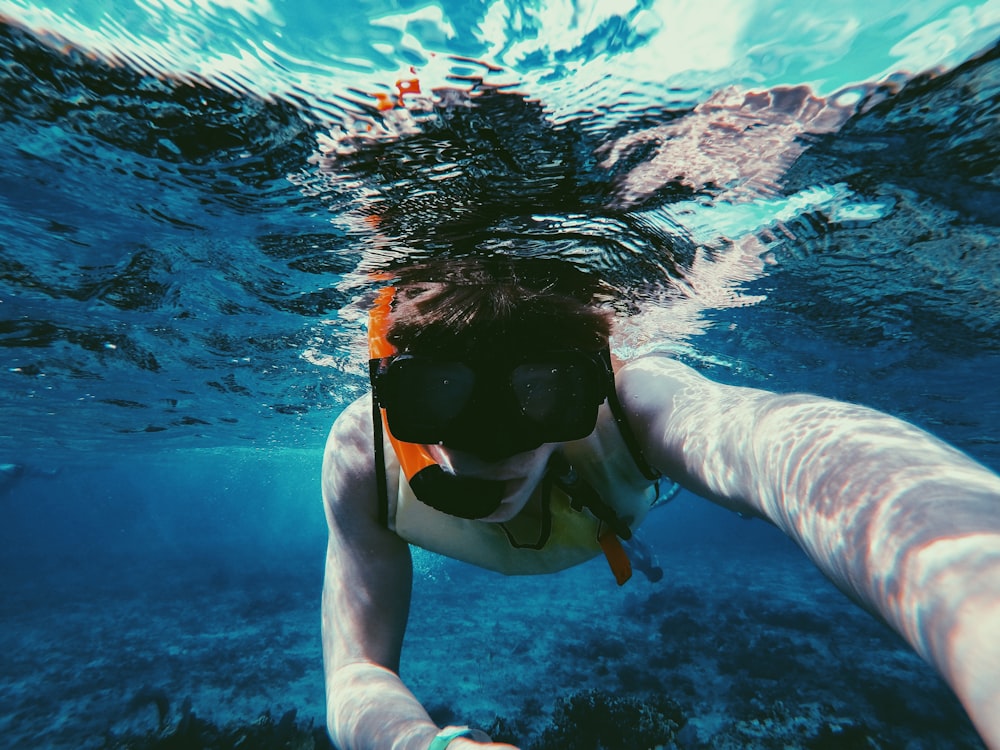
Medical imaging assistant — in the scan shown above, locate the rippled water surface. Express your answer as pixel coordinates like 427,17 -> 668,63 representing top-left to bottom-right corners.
1,0 -> 998,464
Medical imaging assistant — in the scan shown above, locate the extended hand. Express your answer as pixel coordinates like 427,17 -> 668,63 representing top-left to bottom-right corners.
437,726 -> 519,750
448,739 -> 520,750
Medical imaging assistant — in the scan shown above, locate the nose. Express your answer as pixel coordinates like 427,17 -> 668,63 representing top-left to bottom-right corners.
446,390 -> 543,461
461,431 -> 544,462
467,444 -> 521,462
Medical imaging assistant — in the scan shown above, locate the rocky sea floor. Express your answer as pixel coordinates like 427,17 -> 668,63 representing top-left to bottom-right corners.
0,501 -> 986,750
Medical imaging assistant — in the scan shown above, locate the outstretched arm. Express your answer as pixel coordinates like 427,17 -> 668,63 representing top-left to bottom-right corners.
322,396 -> 439,750
618,356 -> 1000,748
322,396 -> 518,750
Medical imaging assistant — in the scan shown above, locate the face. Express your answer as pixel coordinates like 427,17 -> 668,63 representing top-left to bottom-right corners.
425,441 -> 559,522
369,277 -> 614,521
371,307 -> 613,520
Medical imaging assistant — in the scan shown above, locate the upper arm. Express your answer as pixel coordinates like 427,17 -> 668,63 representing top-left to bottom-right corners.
321,395 -> 413,676
616,355 -> 771,516
616,354 -> 998,511
615,355 -> 1000,595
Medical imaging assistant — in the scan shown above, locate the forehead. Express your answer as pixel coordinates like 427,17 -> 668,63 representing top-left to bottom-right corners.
384,278 -> 612,357
388,308 -> 609,355
398,335 -> 601,360
397,349 -> 605,367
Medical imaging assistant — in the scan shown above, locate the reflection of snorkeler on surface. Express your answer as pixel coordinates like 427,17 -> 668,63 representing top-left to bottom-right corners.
308,66 -> 893,338
317,71 -> 999,750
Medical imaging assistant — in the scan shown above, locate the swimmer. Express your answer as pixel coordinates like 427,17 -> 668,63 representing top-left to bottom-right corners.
321,258 -> 1000,750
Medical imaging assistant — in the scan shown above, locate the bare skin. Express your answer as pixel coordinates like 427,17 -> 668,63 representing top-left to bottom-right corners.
322,355 -> 1000,750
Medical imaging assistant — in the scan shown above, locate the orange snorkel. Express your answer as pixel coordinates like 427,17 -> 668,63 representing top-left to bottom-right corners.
368,285 -> 439,480
368,285 -> 505,519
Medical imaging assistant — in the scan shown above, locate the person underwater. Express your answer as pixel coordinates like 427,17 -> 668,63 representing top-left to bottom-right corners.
321,257 -> 1000,750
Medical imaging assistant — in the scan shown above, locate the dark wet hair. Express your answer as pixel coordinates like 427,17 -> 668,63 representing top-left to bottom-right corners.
385,257 -> 613,357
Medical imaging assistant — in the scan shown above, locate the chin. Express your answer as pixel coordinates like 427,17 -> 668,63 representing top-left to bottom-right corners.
478,478 -> 533,522
479,503 -> 521,523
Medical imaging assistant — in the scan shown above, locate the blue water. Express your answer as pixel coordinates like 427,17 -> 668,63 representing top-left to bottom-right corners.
1,1 -> 999,748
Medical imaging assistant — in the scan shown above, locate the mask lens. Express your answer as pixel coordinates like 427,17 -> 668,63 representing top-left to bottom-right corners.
377,352 -> 609,451
511,356 -> 605,440
381,359 -> 475,443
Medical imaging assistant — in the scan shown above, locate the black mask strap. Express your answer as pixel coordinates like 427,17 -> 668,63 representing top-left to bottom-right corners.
371,364 -> 390,527
601,349 -> 661,482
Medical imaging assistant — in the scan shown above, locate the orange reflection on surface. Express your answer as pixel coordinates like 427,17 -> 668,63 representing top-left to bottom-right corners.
374,72 -> 421,111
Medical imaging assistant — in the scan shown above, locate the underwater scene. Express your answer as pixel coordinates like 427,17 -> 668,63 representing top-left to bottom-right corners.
1,0 -> 999,748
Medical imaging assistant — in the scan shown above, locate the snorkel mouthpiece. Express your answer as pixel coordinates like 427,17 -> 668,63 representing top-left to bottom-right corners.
407,464 -> 506,519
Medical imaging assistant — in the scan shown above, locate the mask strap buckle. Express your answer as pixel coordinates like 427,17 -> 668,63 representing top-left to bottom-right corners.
548,453 -> 634,586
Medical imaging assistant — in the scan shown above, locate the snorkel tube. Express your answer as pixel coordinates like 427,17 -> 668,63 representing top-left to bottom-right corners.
369,285 -> 505,520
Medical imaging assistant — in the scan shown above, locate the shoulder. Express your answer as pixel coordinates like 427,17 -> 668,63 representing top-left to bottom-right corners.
322,394 -> 381,524
615,355 -> 720,420
615,354 -> 776,422
616,354 -> 700,387
324,395 -> 375,471
611,355 -> 774,510
610,356 -> 708,482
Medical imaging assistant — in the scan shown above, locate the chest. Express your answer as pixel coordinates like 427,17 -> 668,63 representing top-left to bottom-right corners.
389,437 -> 657,576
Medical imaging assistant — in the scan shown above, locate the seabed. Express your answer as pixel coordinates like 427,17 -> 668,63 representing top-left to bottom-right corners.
0,503 -> 984,749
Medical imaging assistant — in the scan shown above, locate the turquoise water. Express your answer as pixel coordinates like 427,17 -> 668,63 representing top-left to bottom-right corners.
0,1 -> 998,748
